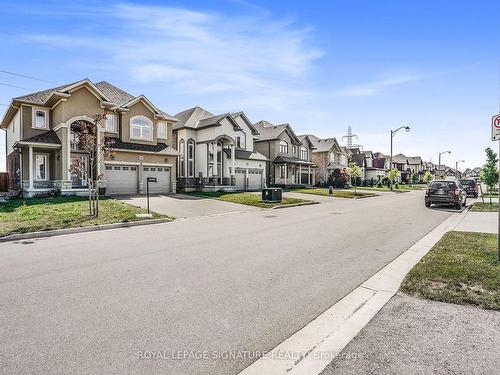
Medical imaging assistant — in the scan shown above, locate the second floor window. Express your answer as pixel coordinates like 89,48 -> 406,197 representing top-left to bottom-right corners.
235,136 -> 241,148
130,116 -> 153,141
300,147 -> 308,160
105,114 -> 117,133
34,109 -> 47,129
157,122 -> 167,139
279,140 -> 288,154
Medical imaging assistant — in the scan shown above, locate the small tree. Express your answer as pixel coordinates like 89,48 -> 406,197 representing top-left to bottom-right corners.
69,114 -> 114,216
346,163 -> 362,193
411,172 -> 418,185
387,168 -> 400,190
423,171 -> 433,184
480,147 -> 498,205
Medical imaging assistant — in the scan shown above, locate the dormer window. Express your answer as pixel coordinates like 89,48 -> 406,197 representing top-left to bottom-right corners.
300,146 -> 308,160
105,114 -> 117,133
279,140 -> 288,154
33,109 -> 48,129
130,115 -> 153,141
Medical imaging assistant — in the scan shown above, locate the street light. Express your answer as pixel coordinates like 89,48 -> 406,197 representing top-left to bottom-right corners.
455,160 -> 465,178
389,125 -> 410,190
438,150 -> 451,177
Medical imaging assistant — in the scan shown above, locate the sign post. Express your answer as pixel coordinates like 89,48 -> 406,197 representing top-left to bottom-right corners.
491,115 -> 500,262
146,177 -> 157,214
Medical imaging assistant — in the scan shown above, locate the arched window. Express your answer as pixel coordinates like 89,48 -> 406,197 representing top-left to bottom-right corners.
279,140 -> 288,154
300,146 -> 308,160
130,115 -> 153,141
187,139 -> 195,177
179,139 -> 185,177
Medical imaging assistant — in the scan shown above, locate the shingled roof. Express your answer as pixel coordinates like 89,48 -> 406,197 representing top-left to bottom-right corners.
173,106 -> 241,131
253,120 -> 302,145
18,130 -> 61,145
107,138 -> 179,155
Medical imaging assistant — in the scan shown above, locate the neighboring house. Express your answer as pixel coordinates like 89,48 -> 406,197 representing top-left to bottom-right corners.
423,161 -> 437,175
391,153 -> 410,182
462,168 -> 471,177
172,106 -> 267,192
469,167 -> 482,179
300,134 -> 347,185
0,78 -> 179,197
349,148 -> 367,179
253,121 -> 317,187
365,151 -> 388,181
407,156 -> 423,181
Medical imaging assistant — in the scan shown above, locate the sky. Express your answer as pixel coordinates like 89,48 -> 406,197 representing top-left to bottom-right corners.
1,0 -> 499,171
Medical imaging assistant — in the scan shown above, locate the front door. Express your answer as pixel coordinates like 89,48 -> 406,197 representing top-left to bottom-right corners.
70,154 -> 89,188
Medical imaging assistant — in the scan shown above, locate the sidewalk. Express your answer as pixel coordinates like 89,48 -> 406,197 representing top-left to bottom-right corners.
320,294 -> 500,375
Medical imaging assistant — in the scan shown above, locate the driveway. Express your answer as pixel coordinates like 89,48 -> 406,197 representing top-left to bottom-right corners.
119,193 -> 260,218
0,191 -> 453,375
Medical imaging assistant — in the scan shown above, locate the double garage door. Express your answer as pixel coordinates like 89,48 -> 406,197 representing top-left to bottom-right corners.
235,168 -> 263,191
105,164 -> 171,195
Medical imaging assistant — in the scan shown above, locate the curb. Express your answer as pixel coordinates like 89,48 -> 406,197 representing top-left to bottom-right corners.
271,201 -> 319,209
238,211 -> 466,375
0,219 -> 171,243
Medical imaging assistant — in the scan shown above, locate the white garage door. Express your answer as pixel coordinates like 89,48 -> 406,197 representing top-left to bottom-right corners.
235,168 -> 246,191
105,164 -> 138,195
143,166 -> 171,194
247,170 -> 263,191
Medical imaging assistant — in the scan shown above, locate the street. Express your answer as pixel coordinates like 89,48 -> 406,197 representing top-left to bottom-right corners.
0,191 -> 452,375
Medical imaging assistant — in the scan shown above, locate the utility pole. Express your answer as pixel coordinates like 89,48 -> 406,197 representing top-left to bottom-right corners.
389,125 -> 410,190
455,160 -> 465,178
438,151 -> 451,178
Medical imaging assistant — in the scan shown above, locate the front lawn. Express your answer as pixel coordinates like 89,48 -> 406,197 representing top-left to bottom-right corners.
470,202 -> 499,212
0,196 -> 166,237
187,191 -> 310,208
294,188 -> 377,199
401,231 -> 500,310
355,185 -> 424,192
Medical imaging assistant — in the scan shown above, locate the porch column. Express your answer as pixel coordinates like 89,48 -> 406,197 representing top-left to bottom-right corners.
231,144 -> 235,176
96,123 -> 101,178
284,163 -> 287,186
308,165 -> 311,185
213,141 -> 218,177
312,168 -> 316,185
28,145 -> 34,190
299,165 -> 302,185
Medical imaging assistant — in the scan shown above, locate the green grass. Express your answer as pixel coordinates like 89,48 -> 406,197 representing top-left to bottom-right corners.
470,202 -> 499,212
186,191 -> 310,208
401,231 -> 500,311
0,196 -> 167,237
481,193 -> 499,198
293,188 -> 377,199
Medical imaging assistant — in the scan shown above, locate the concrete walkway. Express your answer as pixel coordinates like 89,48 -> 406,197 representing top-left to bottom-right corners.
320,294 -> 500,375
455,212 -> 497,234
119,194 -> 260,219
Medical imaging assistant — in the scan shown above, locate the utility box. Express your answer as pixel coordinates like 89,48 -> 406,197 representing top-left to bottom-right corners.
262,188 -> 282,203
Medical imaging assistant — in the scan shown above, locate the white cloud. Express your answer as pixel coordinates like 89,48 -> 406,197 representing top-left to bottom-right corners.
335,74 -> 421,97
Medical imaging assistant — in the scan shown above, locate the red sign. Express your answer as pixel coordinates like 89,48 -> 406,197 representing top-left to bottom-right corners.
492,115 -> 500,140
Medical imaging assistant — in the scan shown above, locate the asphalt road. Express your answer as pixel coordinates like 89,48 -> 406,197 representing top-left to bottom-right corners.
0,191 -> 452,375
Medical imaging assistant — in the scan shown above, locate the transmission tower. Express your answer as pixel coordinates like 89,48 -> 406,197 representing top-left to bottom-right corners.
341,126 -> 362,149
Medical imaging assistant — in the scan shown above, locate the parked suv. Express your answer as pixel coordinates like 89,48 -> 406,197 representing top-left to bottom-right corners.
425,179 -> 467,209
459,178 -> 479,197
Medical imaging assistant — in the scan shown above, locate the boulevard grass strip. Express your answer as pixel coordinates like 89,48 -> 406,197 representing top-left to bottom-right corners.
293,188 -> 377,199
470,202 -> 499,212
0,196 -> 167,237
401,231 -> 500,310
186,191 -> 310,208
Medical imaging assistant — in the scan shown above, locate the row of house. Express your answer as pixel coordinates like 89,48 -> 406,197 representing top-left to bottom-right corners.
0,79 -> 479,197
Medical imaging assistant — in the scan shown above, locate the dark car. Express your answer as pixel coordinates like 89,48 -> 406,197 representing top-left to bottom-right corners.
459,178 -> 479,197
425,179 -> 467,209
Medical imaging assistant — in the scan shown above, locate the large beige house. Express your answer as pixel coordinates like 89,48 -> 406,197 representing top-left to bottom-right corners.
0,79 -> 179,197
